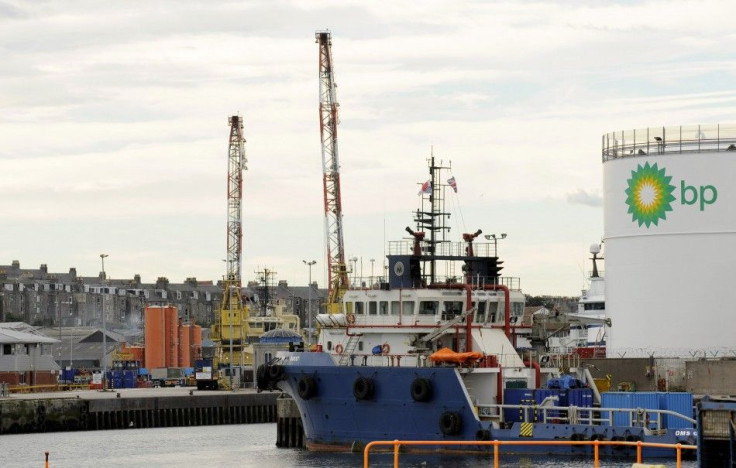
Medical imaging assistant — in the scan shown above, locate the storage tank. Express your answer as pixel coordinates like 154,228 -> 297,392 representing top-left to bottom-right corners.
144,306 -> 165,369
190,324 -> 202,365
602,124 -> 736,356
178,323 -> 191,368
164,306 -> 179,368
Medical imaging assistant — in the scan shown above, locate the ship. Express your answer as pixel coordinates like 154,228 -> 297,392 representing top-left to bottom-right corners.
534,244 -> 608,359
257,157 -> 695,458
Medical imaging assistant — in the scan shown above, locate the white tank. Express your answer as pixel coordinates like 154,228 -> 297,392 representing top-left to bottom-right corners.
602,124 -> 736,357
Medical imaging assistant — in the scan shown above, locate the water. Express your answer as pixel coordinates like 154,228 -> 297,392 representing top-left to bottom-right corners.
0,424 -> 697,468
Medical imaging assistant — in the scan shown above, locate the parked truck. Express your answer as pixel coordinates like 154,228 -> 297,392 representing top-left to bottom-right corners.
194,359 -> 220,390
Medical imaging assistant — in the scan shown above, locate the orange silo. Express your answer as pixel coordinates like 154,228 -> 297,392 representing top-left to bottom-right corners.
144,306 -> 165,369
178,323 -> 191,368
164,306 -> 179,368
190,324 -> 202,366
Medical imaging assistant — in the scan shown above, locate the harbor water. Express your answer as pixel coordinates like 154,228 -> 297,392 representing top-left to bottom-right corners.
0,423 -> 696,468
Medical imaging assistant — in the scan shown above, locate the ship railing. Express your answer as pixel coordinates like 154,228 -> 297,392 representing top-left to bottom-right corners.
364,439 -> 696,468
602,123 -> 736,162
476,404 -> 695,431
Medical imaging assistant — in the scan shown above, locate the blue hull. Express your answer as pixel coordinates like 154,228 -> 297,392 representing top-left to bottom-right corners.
271,352 -> 693,458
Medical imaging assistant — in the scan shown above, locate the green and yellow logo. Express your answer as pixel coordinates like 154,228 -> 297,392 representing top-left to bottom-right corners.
625,162 -> 676,228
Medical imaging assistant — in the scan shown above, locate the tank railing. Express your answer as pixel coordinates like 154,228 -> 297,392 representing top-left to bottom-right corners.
476,403 -> 695,430
602,123 -> 736,161
363,439 -> 696,468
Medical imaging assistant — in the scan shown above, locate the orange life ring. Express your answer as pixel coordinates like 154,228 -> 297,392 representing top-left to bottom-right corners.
381,342 -> 390,355
346,313 -> 356,325
335,344 -> 344,354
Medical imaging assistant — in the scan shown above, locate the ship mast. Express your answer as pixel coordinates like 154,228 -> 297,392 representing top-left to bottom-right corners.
316,31 -> 349,311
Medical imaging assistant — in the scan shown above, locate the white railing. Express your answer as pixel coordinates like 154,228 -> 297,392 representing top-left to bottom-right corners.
602,123 -> 736,161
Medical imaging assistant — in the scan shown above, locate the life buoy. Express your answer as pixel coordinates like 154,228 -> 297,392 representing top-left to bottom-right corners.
346,313 -> 356,324
381,343 -> 390,355
335,344 -> 344,354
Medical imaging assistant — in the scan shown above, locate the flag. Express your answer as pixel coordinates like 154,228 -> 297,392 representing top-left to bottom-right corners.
418,180 -> 432,195
447,176 -> 457,193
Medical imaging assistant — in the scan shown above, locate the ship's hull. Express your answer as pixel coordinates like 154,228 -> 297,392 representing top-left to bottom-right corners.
271,352 -> 693,458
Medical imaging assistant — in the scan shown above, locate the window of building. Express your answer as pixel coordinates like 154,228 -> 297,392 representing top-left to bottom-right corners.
2,344 -> 11,355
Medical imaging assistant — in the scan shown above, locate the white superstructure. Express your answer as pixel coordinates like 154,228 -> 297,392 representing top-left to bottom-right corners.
602,124 -> 736,357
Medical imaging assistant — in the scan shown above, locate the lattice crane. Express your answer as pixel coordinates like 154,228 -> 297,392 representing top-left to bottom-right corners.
316,31 -> 349,312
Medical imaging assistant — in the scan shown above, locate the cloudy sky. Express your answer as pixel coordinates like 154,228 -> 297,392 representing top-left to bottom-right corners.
2,0 -> 735,296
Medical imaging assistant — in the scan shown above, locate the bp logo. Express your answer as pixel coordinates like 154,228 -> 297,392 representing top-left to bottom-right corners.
625,162 -> 676,227
625,162 -> 718,228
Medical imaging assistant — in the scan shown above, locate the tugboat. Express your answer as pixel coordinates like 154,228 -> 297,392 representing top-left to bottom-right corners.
258,157 -> 695,458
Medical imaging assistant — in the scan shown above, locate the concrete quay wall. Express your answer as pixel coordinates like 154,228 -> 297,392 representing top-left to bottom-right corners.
0,388 -> 277,435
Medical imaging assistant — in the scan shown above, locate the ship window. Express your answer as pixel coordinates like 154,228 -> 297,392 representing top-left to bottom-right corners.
402,301 -> 415,316
390,301 -> 401,315
584,302 -> 605,311
442,301 -> 463,320
419,300 -> 438,316
488,301 -> 498,322
355,302 -> 365,315
368,302 -> 378,315
379,301 -> 389,315
327,341 -> 332,351
475,302 -> 487,323
512,302 -> 523,317
358,342 -> 364,351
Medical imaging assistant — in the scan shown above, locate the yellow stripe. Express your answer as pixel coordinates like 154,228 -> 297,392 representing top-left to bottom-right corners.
520,422 -> 533,437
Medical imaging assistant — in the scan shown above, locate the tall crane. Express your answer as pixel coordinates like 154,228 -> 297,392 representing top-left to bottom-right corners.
209,115 -> 248,389
316,31 -> 349,312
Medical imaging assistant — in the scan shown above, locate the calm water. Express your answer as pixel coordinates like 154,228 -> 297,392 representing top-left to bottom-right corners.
0,424 -> 696,468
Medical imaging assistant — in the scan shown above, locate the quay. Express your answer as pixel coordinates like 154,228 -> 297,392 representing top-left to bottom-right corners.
0,387 -> 277,435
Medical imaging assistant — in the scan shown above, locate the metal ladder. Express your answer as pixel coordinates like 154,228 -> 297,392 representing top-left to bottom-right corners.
339,334 -> 362,366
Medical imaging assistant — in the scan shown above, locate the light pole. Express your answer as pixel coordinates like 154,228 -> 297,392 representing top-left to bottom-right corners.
484,233 -> 507,257
350,257 -> 358,284
303,260 -> 316,345
99,253 -> 108,390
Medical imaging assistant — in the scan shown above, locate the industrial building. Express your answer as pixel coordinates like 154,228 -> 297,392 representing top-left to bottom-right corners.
0,322 -> 59,385
602,124 -> 736,357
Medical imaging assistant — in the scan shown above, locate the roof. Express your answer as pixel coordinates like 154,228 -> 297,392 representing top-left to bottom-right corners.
260,329 -> 303,343
0,323 -> 59,344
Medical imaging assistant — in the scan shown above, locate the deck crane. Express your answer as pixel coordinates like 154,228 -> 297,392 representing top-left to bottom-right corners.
316,31 -> 349,313
207,115 -> 248,390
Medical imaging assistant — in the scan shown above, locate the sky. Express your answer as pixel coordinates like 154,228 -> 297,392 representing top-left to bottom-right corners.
2,0 -> 736,296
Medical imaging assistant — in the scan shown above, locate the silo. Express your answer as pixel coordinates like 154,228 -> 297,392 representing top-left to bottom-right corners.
178,324 -> 191,368
164,306 -> 179,368
144,306 -> 165,369
190,324 -> 203,365
602,124 -> 735,356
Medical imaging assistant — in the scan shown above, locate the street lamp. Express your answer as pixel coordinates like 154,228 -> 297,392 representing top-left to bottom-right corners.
99,253 -> 108,390
303,260 -> 316,346
483,233 -> 507,257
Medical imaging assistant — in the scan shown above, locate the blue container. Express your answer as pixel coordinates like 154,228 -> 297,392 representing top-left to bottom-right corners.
601,392 -> 633,426
660,392 -> 694,429
112,378 -> 123,389
503,388 -> 535,422
184,367 -> 194,376
138,368 -> 149,376
631,392 -> 661,429
569,388 -> 593,419
534,388 -> 567,420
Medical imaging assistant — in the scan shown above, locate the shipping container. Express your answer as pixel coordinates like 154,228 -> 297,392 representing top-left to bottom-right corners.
569,388 -> 593,419
503,388 -> 535,422
659,392 -> 694,429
